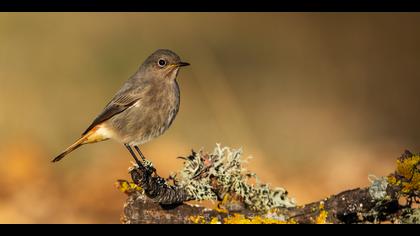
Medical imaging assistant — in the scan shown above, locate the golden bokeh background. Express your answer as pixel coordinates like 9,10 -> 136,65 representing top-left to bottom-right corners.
0,13 -> 419,223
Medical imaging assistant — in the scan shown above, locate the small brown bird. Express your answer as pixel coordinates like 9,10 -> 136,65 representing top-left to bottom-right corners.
53,49 -> 190,166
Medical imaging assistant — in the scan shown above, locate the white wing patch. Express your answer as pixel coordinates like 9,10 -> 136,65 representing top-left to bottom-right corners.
84,124 -> 116,143
96,125 -> 116,139
133,100 -> 141,108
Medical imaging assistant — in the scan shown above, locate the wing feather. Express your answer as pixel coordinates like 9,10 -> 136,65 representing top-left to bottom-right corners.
82,81 -> 147,135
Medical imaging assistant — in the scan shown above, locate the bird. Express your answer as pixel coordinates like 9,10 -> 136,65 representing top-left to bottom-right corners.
52,49 -> 190,168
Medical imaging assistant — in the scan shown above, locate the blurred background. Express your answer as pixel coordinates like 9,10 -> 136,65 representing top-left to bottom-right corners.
0,13 -> 419,223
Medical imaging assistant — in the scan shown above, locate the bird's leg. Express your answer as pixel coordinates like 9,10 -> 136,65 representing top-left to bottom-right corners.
124,144 -> 143,168
134,145 -> 147,162
134,145 -> 157,175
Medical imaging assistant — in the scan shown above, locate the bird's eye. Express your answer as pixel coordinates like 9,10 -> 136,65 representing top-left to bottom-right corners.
158,59 -> 166,67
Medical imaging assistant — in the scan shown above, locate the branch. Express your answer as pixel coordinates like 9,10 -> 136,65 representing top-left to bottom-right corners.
117,147 -> 419,224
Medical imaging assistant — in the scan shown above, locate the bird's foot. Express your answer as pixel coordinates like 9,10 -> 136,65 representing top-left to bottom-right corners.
142,159 -> 157,176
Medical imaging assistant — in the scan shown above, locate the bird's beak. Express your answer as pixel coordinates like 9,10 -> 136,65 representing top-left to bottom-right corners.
177,62 -> 190,67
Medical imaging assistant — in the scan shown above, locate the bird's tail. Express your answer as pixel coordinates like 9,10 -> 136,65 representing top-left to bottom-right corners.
52,136 -> 86,162
52,126 -> 109,162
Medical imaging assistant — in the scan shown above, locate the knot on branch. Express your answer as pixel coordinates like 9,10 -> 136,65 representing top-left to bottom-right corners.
129,164 -> 191,206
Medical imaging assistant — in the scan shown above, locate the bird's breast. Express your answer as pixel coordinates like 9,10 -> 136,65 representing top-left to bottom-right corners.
109,81 -> 180,145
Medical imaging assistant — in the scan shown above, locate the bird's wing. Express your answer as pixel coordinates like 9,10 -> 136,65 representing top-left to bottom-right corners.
82,81 -> 147,135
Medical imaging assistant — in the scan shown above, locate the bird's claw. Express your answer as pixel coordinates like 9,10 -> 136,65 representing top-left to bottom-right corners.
141,159 -> 157,176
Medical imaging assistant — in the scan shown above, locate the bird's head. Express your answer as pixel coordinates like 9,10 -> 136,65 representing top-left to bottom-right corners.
140,49 -> 190,81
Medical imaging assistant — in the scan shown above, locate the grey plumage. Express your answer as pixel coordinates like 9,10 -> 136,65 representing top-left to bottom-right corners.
105,71 -> 181,145
53,49 -> 189,162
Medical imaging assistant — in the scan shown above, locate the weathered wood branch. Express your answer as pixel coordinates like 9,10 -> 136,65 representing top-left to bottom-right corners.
118,148 -> 419,224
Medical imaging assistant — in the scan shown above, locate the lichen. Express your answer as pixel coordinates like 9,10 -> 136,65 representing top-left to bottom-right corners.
170,144 -> 296,212
115,180 -> 143,194
189,215 -> 206,224
210,217 -> 221,224
314,202 -> 329,224
214,195 -> 229,213
188,213 -> 293,224
387,152 -> 419,200
223,213 -> 293,224
368,175 -> 388,200
401,208 -> 420,224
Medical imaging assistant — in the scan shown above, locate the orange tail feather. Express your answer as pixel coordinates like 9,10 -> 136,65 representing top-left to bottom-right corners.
52,136 -> 87,162
52,126 -> 108,163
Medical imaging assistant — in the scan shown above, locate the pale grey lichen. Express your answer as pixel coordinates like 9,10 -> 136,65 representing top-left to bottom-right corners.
368,175 -> 388,201
401,208 -> 420,224
169,144 -> 296,212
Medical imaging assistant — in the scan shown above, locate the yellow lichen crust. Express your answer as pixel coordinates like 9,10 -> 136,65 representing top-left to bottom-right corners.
210,217 -> 221,224
189,215 -> 222,224
314,202 -> 329,224
189,215 -> 206,224
214,206 -> 229,214
388,154 -> 420,196
115,180 -> 143,194
315,210 -> 329,224
214,194 -> 231,213
189,213 -> 295,224
223,213 -> 293,224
